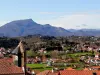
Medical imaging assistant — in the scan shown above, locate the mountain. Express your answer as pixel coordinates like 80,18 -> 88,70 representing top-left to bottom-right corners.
68,29 -> 100,36
0,19 -> 100,37
0,19 -> 72,37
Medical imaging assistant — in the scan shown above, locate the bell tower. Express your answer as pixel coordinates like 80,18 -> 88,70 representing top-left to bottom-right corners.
12,41 -> 25,67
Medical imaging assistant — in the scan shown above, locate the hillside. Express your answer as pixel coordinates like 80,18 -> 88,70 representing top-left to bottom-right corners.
0,19 -> 72,37
0,19 -> 100,37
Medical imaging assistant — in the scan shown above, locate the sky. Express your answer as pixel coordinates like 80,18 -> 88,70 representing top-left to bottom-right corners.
0,0 -> 100,29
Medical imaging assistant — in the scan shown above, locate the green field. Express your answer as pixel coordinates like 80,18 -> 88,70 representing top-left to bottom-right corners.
26,52 -> 94,71
67,52 -> 94,57
27,64 -> 52,71
27,63 -> 84,71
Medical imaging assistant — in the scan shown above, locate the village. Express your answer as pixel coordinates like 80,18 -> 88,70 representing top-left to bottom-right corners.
0,36 -> 100,75
1,0 -> 100,75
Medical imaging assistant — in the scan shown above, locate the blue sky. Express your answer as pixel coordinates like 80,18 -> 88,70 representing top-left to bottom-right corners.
0,0 -> 100,29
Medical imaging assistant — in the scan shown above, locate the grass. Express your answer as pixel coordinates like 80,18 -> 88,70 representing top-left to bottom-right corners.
27,63 -> 84,71
27,63 -> 52,71
67,52 -> 94,57
27,52 -> 94,71
27,63 -> 46,68
76,67 -> 83,70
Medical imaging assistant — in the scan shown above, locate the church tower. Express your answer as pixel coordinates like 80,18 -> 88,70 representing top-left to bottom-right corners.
12,41 -> 25,67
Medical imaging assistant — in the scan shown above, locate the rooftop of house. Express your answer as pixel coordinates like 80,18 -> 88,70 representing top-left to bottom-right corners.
59,70 -> 100,75
83,68 -> 89,70
66,67 -> 75,70
0,58 -> 24,75
36,67 -> 100,75
36,70 -> 50,75
91,66 -> 100,69
36,70 -> 58,75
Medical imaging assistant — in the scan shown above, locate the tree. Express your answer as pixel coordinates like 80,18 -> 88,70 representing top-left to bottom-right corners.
27,50 -> 36,57
51,51 -> 59,59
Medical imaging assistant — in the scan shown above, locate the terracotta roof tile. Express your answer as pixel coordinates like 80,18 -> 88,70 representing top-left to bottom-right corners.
36,70 -> 50,75
66,67 -> 75,70
37,69 -> 100,75
0,58 -> 24,74
32,70 -> 40,74
60,70 -> 78,75
60,70 -> 100,75
37,70 -> 59,75
91,66 -> 100,68
83,68 -> 89,70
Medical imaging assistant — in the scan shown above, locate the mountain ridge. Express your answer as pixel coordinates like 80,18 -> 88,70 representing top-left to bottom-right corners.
0,19 -> 72,37
0,19 -> 100,37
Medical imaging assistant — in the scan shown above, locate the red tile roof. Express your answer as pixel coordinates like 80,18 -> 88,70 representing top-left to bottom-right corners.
32,70 -> 40,74
36,70 -> 59,75
37,69 -> 100,75
66,67 -> 75,70
0,58 -> 24,74
83,68 -> 89,70
91,66 -> 100,69
60,70 -> 100,75
37,70 -> 50,75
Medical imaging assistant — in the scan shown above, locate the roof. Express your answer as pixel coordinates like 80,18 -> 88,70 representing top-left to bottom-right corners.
66,67 -> 75,70
60,70 -> 100,75
36,69 -> 100,75
36,70 -> 59,75
32,70 -> 40,74
36,70 -> 50,75
91,66 -> 100,69
0,58 -> 24,74
11,42 -> 24,55
83,68 -> 89,70
11,46 -> 19,55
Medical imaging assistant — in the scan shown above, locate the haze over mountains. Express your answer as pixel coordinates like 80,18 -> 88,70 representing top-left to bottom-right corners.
0,19 -> 100,37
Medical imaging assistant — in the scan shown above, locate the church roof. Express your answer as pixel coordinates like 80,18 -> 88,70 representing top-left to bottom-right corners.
11,46 -> 20,55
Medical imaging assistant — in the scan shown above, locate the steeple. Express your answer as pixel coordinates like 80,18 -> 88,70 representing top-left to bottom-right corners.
11,41 -> 25,67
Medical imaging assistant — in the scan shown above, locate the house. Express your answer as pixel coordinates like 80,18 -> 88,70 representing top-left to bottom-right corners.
37,67 -> 100,75
95,53 -> 100,60
89,66 -> 100,70
42,55 -> 47,62
37,70 -> 58,75
0,58 -> 24,75
66,67 -> 75,70
37,70 -> 50,75
59,69 -> 100,75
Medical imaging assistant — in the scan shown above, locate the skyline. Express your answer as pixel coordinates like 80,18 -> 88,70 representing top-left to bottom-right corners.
0,0 -> 100,29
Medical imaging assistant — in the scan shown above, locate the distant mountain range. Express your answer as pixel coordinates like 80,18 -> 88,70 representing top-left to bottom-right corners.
0,19 -> 100,37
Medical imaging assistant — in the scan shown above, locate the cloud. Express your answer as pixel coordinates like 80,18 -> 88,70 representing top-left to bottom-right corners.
38,13 -> 100,29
